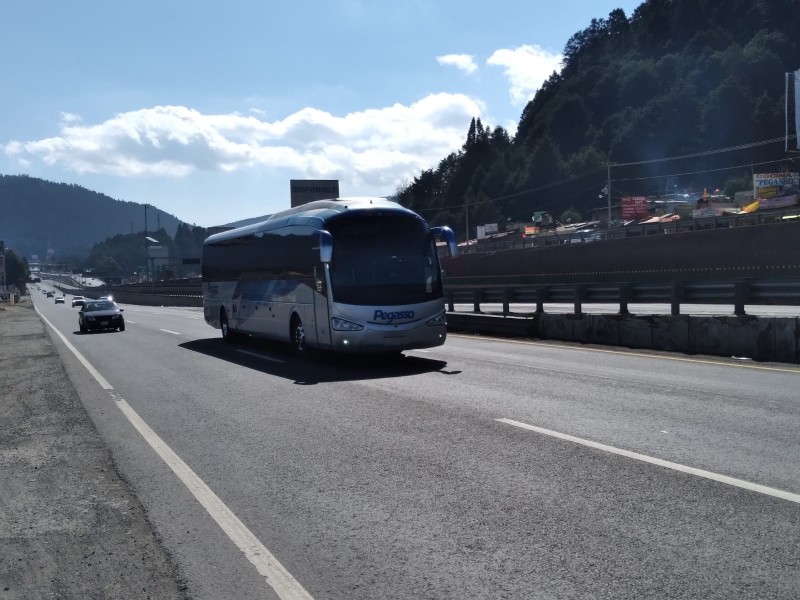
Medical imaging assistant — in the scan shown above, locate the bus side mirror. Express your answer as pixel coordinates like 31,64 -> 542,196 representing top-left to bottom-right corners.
317,230 -> 333,263
430,226 -> 458,257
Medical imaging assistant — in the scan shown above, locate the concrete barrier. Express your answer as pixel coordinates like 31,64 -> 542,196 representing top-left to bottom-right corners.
446,312 -> 799,364
50,284 -> 800,363
54,286 -> 202,308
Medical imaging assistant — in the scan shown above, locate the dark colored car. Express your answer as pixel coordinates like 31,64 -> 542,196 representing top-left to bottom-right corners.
46,291 -> 54,298
79,300 -> 125,333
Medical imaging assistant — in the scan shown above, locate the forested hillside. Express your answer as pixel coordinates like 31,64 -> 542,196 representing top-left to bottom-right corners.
397,0 -> 800,238
0,175 -> 184,260
85,223 -> 209,279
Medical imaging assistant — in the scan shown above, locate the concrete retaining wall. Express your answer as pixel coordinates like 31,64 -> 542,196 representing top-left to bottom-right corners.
446,312 -> 800,364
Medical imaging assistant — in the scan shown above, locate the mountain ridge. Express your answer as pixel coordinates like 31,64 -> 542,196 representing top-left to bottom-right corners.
0,174 -> 185,261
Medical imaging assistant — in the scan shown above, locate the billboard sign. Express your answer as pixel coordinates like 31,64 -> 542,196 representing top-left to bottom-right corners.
753,173 -> 799,199
621,196 -> 648,219
290,179 -> 340,207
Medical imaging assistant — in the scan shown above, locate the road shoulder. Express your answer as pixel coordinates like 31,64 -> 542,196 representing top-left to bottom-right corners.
0,301 -> 187,599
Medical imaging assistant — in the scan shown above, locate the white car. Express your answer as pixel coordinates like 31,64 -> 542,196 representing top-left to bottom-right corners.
71,295 -> 86,307
54,295 -> 65,304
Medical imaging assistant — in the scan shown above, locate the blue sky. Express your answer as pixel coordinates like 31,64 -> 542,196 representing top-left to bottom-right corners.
1,0 -> 641,227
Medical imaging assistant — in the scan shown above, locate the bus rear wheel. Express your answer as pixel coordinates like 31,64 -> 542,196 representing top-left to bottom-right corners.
221,308 -> 237,343
291,315 -> 308,356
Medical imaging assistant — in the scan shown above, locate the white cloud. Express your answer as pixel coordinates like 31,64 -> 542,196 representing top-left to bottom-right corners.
487,44 -> 562,106
4,94 -> 484,186
60,112 -> 82,124
436,54 -> 478,75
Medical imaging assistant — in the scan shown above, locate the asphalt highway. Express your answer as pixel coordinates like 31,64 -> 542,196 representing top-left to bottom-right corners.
32,286 -> 800,599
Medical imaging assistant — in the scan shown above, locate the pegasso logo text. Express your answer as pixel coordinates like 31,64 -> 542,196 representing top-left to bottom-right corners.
374,310 -> 415,322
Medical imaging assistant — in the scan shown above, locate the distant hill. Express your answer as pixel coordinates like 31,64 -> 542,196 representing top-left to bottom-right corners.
0,174 -> 184,261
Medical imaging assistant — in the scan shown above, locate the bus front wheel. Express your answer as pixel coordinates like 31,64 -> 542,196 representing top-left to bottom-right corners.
221,308 -> 237,343
291,315 -> 308,356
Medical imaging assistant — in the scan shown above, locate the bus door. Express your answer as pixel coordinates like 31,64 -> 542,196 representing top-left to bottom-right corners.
312,264 -> 332,349
231,280 -> 262,334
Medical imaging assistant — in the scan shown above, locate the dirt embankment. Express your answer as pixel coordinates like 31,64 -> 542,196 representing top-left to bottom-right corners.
0,301 -> 187,599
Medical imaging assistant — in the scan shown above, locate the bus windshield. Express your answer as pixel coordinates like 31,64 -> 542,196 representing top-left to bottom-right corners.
328,215 -> 442,306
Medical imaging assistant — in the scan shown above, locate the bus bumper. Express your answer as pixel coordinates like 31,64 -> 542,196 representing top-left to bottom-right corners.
329,324 -> 447,353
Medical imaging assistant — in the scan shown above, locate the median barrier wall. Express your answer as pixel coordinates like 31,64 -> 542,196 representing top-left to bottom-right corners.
446,312 -> 799,364
52,282 -> 799,362
101,292 -> 201,307
54,286 -> 202,308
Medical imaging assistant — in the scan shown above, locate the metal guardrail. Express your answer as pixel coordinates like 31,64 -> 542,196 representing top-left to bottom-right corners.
53,275 -> 800,316
101,278 -> 800,315
445,278 -> 800,316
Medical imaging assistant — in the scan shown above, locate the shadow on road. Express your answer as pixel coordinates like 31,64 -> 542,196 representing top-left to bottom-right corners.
179,337 -> 458,384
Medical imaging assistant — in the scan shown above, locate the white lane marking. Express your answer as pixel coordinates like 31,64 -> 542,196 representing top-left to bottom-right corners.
160,329 -> 181,335
497,418 -> 800,505
127,320 -> 137,324
35,306 -> 113,390
114,396 -> 313,599
235,349 -> 286,364
411,349 -> 431,353
37,311 -> 314,599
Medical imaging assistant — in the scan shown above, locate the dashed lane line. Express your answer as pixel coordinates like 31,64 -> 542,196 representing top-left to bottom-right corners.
497,418 -> 800,504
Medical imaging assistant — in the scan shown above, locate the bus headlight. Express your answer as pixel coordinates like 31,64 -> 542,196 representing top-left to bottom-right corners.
426,312 -> 446,327
331,317 -> 364,331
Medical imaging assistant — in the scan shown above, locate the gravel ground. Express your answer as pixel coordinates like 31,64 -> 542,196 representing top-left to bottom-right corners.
0,300 -> 187,600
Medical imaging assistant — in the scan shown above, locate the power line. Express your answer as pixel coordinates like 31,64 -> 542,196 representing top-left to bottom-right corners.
611,134 -> 796,167
614,157 -> 790,183
413,164 -> 606,213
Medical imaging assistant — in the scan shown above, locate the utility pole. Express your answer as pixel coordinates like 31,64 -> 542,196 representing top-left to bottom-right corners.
606,162 -> 613,228
144,204 -> 148,284
465,199 -> 469,249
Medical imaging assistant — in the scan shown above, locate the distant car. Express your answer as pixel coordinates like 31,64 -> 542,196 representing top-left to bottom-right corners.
98,294 -> 114,302
46,291 -> 54,298
54,295 -> 65,304
71,295 -> 86,307
79,300 -> 125,333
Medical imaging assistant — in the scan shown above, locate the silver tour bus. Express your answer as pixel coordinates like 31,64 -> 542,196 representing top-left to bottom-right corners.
202,197 -> 457,355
